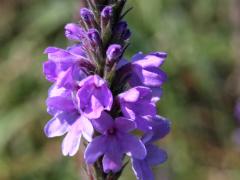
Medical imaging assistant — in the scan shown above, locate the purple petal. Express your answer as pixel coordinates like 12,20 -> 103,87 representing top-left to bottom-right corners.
135,116 -> 153,132
65,23 -> 85,41
102,154 -> 122,173
92,112 -> 114,134
45,47 -> 77,62
132,52 -> 167,68
133,66 -> 167,87
42,60 -> 57,82
56,68 -> 75,89
120,133 -> 146,159
84,136 -> 107,164
146,144 -> 167,166
115,117 -> 136,132
48,84 -> 71,98
132,159 -> 154,180
103,136 -> 123,173
131,52 -> 145,62
77,75 -> 113,119
144,116 -> 171,143
141,67 -> 167,87
151,87 -> 163,103
44,115 -> 69,138
46,96 -> 75,112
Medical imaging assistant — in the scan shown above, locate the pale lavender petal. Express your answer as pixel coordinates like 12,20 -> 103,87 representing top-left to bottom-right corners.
80,115 -> 94,142
84,136 -> 107,164
44,115 -> 69,138
62,116 -> 84,156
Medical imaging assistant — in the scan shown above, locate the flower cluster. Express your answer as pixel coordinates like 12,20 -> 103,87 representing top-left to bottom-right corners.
42,1 -> 170,179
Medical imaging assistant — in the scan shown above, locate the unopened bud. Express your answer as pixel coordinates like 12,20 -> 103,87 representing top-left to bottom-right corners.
87,29 -> 101,48
80,8 -> 95,27
101,6 -> 113,26
106,44 -> 122,62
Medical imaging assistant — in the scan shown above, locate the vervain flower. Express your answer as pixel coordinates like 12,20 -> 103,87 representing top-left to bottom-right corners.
42,1 -> 170,179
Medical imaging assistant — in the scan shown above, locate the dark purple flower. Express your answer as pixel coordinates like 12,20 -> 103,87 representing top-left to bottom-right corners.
118,86 -> 156,131
84,112 -> 146,173
130,52 -> 168,102
44,85 -> 94,156
106,44 -> 122,62
77,75 -> 113,119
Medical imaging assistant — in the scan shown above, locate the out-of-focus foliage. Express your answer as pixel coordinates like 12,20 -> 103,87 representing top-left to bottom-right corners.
0,0 -> 238,179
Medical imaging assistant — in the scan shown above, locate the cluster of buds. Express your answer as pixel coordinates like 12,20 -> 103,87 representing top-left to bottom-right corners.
42,0 -> 170,179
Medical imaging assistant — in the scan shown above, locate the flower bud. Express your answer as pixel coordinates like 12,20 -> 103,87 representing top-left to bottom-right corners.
80,8 -> 95,27
114,21 -> 131,40
106,44 -> 122,62
101,6 -> 113,26
87,29 -> 101,48
122,29 -> 131,40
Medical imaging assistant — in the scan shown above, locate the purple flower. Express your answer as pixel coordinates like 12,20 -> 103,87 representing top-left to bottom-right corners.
44,85 -> 94,156
77,75 -> 113,119
131,116 -> 170,180
42,2 -> 170,179
130,52 -> 168,102
84,112 -> 147,173
43,45 -> 92,89
118,86 -> 156,131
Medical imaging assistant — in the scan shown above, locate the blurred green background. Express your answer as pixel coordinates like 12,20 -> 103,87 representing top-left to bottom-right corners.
0,0 -> 239,179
